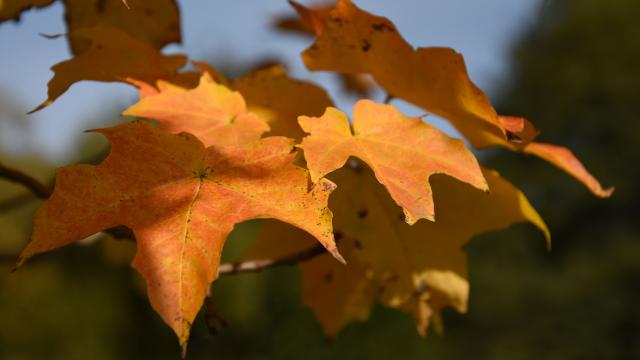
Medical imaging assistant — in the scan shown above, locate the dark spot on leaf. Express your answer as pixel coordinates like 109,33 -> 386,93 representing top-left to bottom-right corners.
372,23 -> 394,32
361,40 -> 371,52
324,272 -> 333,282
353,239 -> 363,250
96,0 -> 106,13
357,209 -> 368,219
321,181 -> 334,192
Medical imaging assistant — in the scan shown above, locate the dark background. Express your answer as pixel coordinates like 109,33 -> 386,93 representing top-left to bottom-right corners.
0,0 -> 637,358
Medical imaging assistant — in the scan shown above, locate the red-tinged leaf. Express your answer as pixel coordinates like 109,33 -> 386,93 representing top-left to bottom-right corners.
17,121 -> 341,348
31,25 -> 187,113
497,115 -> 540,147
124,73 -> 269,147
298,100 -> 488,224
524,142 -> 614,198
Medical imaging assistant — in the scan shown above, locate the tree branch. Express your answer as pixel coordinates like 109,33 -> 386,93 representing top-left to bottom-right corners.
0,163 -> 51,199
2,242 -> 329,275
0,162 -> 330,274
218,243 -> 327,275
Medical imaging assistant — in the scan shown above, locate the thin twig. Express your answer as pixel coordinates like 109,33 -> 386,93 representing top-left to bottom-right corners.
1,243 -> 330,275
218,243 -> 327,275
0,163 -> 51,198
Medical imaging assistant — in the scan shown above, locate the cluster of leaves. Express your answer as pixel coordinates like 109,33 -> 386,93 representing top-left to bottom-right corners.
2,0 -> 612,356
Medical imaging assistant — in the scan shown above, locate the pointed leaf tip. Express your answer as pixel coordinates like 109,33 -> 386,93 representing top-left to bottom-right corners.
523,142 -> 614,198
330,247 -> 347,265
180,342 -> 187,359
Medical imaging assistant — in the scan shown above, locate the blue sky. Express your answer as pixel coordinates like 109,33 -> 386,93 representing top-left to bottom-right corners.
0,0 -> 542,162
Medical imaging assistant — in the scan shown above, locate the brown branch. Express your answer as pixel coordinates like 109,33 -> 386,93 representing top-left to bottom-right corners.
0,163 -> 331,274
218,243 -> 327,275
0,163 -> 51,199
2,241 -> 330,275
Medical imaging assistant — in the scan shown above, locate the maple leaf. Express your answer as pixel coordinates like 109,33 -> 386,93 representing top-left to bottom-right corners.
0,0 -> 54,21
31,25 -> 187,113
298,99 -> 488,224
142,61 -> 333,140
64,0 -> 180,54
16,121 -> 342,348
124,72 -> 269,147
293,0 -> 613,198
247,165 -> 549,336
128,62 -> 334,143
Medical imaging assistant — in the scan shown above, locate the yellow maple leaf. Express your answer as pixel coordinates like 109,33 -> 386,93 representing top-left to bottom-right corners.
247,165 -> 549,336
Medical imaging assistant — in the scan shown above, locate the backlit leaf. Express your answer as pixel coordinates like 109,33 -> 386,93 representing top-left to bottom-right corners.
294,0 -> 612,197
17,121 -> 341,347
298,100 -> 488,224
124,72 -> 269,147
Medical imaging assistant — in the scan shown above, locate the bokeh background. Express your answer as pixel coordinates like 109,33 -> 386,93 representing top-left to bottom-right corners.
0,0 -> 637,359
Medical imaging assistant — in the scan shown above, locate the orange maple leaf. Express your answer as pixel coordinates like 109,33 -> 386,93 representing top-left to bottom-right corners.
124,72 -> 269,147
16,121 -> 341,348
298,100 -> 488,224
128,63 -> 334,143
293,0 -> 613,198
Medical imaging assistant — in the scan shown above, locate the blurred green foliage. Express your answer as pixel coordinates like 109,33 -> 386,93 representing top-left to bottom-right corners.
1,0 -> 637,358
